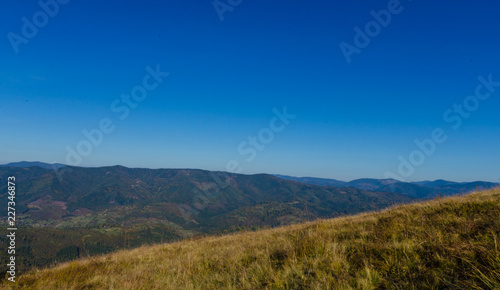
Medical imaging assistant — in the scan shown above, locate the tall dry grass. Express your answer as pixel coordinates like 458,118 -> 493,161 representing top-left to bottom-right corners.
4,187 -> 500,289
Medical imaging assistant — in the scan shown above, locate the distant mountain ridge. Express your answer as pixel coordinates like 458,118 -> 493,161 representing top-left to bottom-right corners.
273,175 -> 348,187
274,175 -> 499,199
2,162 -> 496,200
0,166 -> 414,224
3,162 -> 496,193
0,161 -> 66,169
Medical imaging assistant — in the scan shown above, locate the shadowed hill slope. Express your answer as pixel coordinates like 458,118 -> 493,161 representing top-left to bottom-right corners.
7,187 -> 500,289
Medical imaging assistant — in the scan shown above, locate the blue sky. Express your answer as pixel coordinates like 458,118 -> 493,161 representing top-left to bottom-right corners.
1,0 -> 499,182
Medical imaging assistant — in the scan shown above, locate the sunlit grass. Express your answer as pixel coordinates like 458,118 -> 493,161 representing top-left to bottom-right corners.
5,187 -> 500,289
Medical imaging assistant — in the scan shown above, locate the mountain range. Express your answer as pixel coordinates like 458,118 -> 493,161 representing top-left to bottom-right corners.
0,161 -> 66,170
274,175 -> 499,199
0,163 -> 412,272
0,161 -> 497,273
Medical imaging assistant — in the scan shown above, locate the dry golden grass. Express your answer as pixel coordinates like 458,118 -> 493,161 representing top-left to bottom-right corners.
4,187 -> 500,289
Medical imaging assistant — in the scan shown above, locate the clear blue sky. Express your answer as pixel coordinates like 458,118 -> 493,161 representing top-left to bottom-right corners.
1,0 -> 499,182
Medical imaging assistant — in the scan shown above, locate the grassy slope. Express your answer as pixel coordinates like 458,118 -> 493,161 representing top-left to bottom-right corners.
5,187 -> 500,289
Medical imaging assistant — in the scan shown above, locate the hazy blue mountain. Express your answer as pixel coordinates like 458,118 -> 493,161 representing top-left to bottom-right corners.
418,179 -> 461,187
274,175 -> 499,199
273,175 -> 348,187
346,178 -> 399,191
411,180 -> 432,186
379,182 -> 435,199
0,161 -> 66,169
